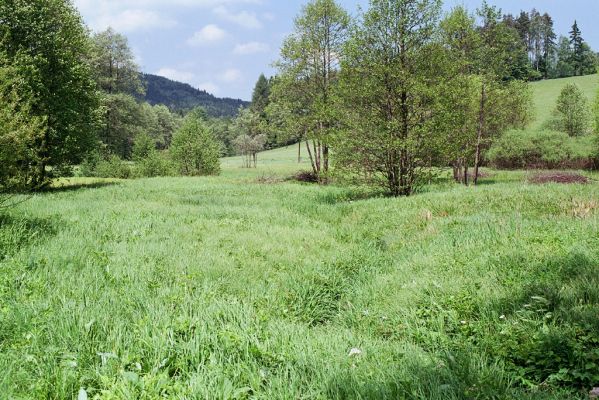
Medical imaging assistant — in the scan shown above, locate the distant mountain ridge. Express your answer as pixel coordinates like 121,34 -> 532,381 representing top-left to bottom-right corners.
140,73 -> 249,118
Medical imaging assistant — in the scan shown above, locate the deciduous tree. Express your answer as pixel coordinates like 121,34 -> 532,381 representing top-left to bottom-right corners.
334,0 -> 443,196
554,83 -> 590,137
271,0 -> 350,181
0,0 -> 101,187
170,109 -> 220,176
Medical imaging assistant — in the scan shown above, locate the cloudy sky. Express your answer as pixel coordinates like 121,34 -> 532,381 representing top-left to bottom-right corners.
74,0 -> 599,101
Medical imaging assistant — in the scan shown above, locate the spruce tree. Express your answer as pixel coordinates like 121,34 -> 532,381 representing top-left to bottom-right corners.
250,74 -> 270,117
569,21 -> 584,75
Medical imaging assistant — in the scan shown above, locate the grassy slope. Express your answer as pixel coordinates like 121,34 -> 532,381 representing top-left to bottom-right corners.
530,74 -> 599,130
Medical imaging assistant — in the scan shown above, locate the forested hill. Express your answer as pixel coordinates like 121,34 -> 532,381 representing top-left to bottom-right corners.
139,73 -> 249,118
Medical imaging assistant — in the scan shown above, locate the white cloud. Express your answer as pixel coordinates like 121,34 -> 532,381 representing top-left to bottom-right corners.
233,41 -> 270,55
219,68 -> 242,82
74,0 -> 263,32
198,81 -> 220,94
213,6 -> 262,29
156,68 -> 196,83
75,0 -> 262,14
187,24 -> 227,46
91,9 -> 176,32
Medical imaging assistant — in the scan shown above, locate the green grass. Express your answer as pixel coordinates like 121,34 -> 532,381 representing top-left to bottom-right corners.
530,74 -> 599,130
1,154 -> 599,398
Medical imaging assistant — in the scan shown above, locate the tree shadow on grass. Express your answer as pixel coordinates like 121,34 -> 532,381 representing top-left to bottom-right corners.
46,180 -> 121,193
316,187 -> 387,205
480,251 -> 599,390
0,214 -> 59,260
323,252 -> 598,399
324,349 -> 567,400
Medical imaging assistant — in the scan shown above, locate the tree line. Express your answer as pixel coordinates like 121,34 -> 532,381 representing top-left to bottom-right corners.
2,0 -> 599,199
229,0 -> 599,196
236,0 -> 534,195
0,0 -> 221,195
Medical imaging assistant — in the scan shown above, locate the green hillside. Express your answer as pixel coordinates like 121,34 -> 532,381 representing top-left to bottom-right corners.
140,73 -> 249,118
530,74 -> 599,130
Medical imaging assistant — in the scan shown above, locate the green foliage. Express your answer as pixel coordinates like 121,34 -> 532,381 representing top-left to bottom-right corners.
488,129 -> 595,169
0,61 -> 45,193
250,74 -> 271,116
552,83 -> 591,136
93,155 -> 132,179
132,152 -> 177,178
132,132 -> 156,162
170,109 -> 221,176
271,0 -> 350,177
100,93 -> 144,159
90,28 -> 143,96
151,104 -> 181,149
334,0 -> 445,195
0,0 -> 101,187
209,118 -> 236,156
593,87 -> 599,135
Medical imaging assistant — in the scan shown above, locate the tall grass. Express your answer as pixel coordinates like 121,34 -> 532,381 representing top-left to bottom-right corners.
1,161 -> 598,398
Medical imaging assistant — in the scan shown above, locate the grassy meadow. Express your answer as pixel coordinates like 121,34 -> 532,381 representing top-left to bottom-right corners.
2,77 -> 599,399
530,74 -> 599,130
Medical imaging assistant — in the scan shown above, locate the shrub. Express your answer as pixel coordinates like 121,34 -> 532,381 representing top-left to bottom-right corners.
170,108 -> 220,176
94,155 -> 132,179
488,129 -> 595,169
132,132 -> 156,162
133,152 -> 177,178
552,83 -> 591,137
0,63 -> 45,192
78,151 -> 102,177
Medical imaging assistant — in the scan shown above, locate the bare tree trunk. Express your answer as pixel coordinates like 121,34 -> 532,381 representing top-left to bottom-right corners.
306,141 -> 317,176
453,160 -> 461,183
463,165 -> 469,186
313,140 -> 320,173
474,84 -> 486,186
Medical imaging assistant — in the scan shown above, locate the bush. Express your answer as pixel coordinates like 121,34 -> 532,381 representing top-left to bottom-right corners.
0,63 -> 45,192
552,83 -> 591,137
132,132 -> 156,162
133,151 -> 177,178
488,129 -> 595,169
170,108 -> 221,176
94,155 -> 132,179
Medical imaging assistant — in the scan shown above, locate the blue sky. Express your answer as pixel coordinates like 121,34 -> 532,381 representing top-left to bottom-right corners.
74,0 -> 599,101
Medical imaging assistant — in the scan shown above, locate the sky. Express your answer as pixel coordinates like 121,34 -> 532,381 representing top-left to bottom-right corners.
74,0 -> 599,101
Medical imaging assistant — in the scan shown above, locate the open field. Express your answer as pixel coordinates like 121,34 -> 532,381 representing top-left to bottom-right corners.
1,153 -> 599,399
